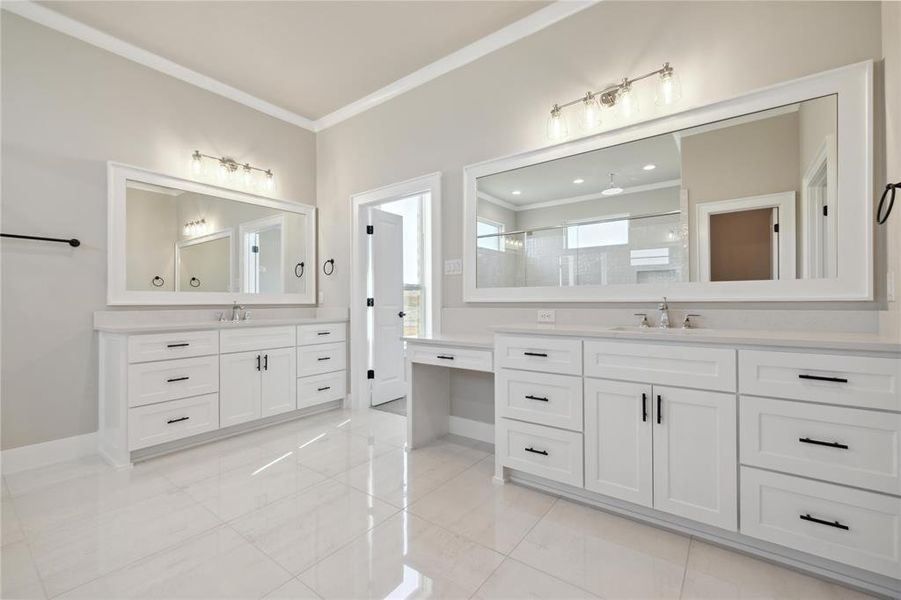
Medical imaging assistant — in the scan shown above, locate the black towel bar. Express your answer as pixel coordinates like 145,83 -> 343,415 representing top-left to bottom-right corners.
1,233 -> 80,247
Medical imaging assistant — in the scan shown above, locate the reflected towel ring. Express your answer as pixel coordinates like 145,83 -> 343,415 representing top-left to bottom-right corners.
877,182 -> 900,225
189,276 -> 201,288
295,262 -> 305,278
322,258 -> 335,276
151,275 -> 164,287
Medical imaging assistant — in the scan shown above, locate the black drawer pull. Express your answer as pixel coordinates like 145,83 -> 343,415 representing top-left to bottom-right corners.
317,386 -> 331,392
166,376 -> 189,383
317,356 -> 331,361
436,355 -> 455,360
167,343 -> 190,348
256,355 -> 261,371
798,374 -> 848,384
523,352 -> 548,357
641,393 -> 648,422
524,447 -> 548,456
525,395 -> 549,402
167,416 -> 190,424
799,437 -> 849,450
800,513 -> 849,531
317,331 -> 331,336
263,354 -> 268,371
656,395 -> 662,424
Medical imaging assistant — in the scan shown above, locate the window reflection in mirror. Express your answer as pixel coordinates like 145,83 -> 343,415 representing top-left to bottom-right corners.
476,95 -> 836,288
125,181 -> 308,294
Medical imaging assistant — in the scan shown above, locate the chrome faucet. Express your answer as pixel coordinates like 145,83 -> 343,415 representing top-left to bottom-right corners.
230,301 -> 245,322
634,313 -> 650,328
657,297 -> 670,329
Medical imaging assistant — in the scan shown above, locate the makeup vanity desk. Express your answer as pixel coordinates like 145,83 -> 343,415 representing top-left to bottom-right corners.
403,334 -> 493,448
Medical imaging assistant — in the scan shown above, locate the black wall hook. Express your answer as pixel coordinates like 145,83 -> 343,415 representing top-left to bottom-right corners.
322,258 -> 335,276
877,182 -> 900,225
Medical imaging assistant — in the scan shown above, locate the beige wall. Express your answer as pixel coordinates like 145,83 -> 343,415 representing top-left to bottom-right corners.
879,1 -> 901,338
0,14 -> 316,450
316,1 -> 883,324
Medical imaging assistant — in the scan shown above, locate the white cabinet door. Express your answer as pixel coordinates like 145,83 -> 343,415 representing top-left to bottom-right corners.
220,350 -> 262,427
584,379 -> 653,507
261,347 -> 296,418
653,385 -> 737,530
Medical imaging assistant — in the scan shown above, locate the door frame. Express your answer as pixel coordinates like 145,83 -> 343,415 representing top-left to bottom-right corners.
238,214 -> 285,293
350,172 -> 442,410
800,134 -> 837,278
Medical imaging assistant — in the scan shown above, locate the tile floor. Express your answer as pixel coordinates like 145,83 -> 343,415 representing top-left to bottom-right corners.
0,408 -> 878,599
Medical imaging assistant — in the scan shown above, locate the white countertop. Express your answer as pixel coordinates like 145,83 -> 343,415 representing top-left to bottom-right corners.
403,334 -> 494,349
95,317 -> 347,334
491,324 -> 901,353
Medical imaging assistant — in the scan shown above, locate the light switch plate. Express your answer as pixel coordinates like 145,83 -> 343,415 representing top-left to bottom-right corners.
537,309 -> 556,323
444,259 -> 463,276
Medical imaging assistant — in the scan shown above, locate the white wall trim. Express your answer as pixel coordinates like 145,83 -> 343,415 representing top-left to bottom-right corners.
2,0 -> 318,131
1,432 -> 98,475
448,416 -> 494,445
4,0 -> 596,132
314,1 -> 597,130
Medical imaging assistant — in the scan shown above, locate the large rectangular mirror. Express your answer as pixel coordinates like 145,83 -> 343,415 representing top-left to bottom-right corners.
109,164 -> 316,305
464,62 -> 872,302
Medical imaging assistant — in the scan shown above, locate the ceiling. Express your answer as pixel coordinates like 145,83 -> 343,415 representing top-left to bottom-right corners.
479,133 -> 682,206
39,1 -> 549,121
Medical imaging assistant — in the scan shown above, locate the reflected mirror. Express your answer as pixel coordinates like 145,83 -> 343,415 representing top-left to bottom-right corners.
476,95 -> 837,289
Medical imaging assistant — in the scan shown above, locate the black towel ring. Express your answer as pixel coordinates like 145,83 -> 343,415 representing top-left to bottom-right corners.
189,276 -> 201,288
295,262 -> 305,278
322,259 -> 335,276
877,182 -> 900,225
151,275 -> 164,287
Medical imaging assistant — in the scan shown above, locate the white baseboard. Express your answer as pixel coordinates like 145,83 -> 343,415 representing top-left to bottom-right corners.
448,416 -> 494,444
1,432 -> 98,475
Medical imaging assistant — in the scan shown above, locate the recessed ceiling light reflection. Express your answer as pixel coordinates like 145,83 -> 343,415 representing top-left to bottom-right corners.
573,178 -> 585,184
643,164 -> 657,171
511,190 -> 522,195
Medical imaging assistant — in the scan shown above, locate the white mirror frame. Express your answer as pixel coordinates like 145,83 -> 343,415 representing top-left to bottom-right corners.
463,61 -> 873,303
108,161 -> 317,305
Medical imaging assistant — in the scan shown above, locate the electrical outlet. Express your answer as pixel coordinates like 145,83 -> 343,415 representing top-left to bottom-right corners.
444,259 -> 463,275
537,309 -> 556,323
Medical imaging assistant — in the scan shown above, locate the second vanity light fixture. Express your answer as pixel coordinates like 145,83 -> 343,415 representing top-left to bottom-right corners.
546,62 -> 681,141
191,150 -> 274,192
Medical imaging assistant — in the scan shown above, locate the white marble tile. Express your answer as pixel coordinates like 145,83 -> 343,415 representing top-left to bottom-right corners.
1,498 -> 26,547
29,489 -> 221,597
407,458 -> 556,554
473,558 -> 601,600
230,479 -> 398,575
58,525 -> 292,599
299,511 -> 504,599
681,540 -> 878,600
1,541 -> 46,599
143,435 -> 274,488
183,454 -> 327,521
347,412 -> 408,447
338,440 -> 488,508
510,499 -> 690,599
263,577 -> 321,599
289,430 -> 394,477
3,456 -> 113,497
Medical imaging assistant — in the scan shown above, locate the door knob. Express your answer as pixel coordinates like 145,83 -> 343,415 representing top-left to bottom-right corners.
398,311 -> 406,318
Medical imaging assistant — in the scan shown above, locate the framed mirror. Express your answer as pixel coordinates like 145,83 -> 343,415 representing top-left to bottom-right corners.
109,163 -> 316,305
463,61 -> 872,302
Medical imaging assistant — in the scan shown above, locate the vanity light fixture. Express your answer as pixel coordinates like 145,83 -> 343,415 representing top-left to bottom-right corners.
184,218 -> 207,236
545,62 -> 680,141
190,150 -> 275,193
601,173 -> 623,196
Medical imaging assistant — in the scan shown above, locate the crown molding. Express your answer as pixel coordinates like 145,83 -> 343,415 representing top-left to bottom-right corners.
2,0 -> 318,131
3,0 -> 597,133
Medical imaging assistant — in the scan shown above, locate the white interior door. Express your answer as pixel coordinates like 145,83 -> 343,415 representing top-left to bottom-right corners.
368,208 -> 406,406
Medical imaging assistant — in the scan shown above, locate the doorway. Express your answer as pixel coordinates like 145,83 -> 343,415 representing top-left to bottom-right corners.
350,173 -> 442,409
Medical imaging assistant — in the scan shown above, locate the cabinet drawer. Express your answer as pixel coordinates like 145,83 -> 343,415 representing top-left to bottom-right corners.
406,344 -> 492,372
297,342 -> 346,377
495,335 -> 581,376
739,350 -> 901,411
128,330 -> 219,363
496,369 -> 583,431
497,418 -> 583,487
127,355 -> 219,408
297,322 -> 346,346
584,340 -> 735,392
298,371 -> 346,409
740,467 -> 901,578
128,393 -> 219,450
219,326 -> 295,354
741,396 -> 901,495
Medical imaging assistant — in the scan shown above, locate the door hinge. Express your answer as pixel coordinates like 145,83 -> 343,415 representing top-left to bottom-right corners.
367,369 -> 375,379
823,205 -> 828,217
773,223 -> 780,233
366,225 -> 374,234
366,297 -> 374,307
